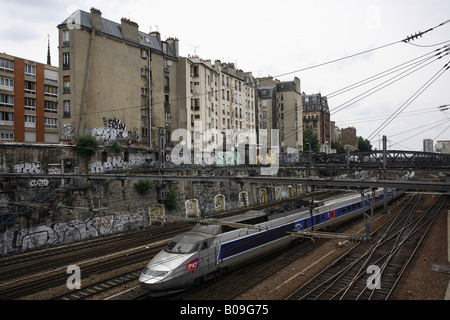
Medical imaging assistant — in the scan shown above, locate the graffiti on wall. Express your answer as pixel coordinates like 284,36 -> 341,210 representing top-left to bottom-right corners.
60,124 -> 75,141
12,161 -> 42,174
89,153 -> 155,173
91,118 -> 139,144
0,212 -> 145,255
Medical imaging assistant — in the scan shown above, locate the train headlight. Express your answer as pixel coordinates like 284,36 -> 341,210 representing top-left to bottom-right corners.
142,267 -> 170,279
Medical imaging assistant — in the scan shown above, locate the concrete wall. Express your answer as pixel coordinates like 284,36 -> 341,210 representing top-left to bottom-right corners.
0,143 -> 307,255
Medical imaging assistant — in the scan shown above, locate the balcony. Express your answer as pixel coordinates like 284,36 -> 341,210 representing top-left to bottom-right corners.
0,120 -> 13,126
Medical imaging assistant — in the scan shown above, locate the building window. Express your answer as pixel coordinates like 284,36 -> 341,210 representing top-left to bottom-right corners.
25,80 -> 36,94
193,99 -> 200,111
62,30 -> 70,46
165,112 -> 171,126
44,117 -> 58,129
0,58 -> 14,73
0,94 -> 14,108
0,112 -> 14,126
63,53 -> 70,69
45,100 -> 58,113
45,85 -> 58,97
63,76 -> 70,93
164,76 -> 170,91
141,67 -> 149,78
24,115 -> 36,128
63,100 -> 70,117
24,64 -> 36,78
25,97 -> 36,111
0,131 -> 14,140
0,76 -> 14,90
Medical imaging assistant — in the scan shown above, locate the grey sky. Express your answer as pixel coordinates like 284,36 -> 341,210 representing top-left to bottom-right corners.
1,0 -> 449,151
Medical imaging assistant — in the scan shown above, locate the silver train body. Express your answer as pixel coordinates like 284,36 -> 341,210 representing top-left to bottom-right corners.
139,188 -> 401,296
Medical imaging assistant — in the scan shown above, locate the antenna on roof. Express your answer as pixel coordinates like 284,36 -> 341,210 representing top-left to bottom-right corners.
189,45 -> 200,55
47,34 -> 51,65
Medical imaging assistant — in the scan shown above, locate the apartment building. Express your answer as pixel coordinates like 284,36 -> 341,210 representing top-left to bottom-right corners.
341,127 -> 358,149
302,93 -> 331,153
57,8 -> 179,151
176,57 -> 256,152
0,53 -> 59,143
256,76 -> 303,153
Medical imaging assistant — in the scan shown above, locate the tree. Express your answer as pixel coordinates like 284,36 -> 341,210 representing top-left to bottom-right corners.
164,188 -> 178,211
303,127 -> 320,152
134,180 -> 152,195
358,136 -> 372,152
75,135 -> 98,158
331,141 -> 345,153
75,135 -> 98,173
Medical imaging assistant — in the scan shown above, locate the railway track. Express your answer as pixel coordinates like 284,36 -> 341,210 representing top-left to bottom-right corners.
285,192 -> 448,300
162,199 -> 373,301
0,192 -> 335,300
0,224 -> 187,299
0,190 -> 354,300
167,238 -> 328,300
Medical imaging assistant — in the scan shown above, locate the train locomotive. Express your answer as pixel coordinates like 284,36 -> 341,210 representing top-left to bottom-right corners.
139,188 -> 401,296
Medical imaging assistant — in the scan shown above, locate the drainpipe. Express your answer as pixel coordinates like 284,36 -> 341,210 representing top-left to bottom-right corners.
79,28 -> 95,136
148,49 -> 152,151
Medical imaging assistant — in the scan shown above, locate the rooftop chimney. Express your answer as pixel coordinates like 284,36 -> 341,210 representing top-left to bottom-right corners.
166,37 -> 179,57
90,7 -> 102,30
121,18 -> 139,42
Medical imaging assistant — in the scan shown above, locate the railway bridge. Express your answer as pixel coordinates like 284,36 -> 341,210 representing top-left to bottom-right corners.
311,149 -> 450,170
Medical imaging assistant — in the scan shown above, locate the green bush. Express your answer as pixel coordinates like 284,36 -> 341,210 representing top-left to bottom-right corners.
134,180 -> 152,195
165,188 -> 178,211
75,135 -> 98,158
112,140 -> 123,153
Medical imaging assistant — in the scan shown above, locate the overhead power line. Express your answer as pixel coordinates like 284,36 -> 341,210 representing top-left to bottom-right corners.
273,19 -> 450,79
330,49 -> 449,115
367,60 -> 450,141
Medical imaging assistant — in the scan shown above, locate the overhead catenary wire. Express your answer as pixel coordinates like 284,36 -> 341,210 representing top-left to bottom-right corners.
330,50 -> 450,115
336,105 -> 449,126
58,19 -> 450,120
273,19 -> 450,79
327,43 -> 450,101
367,60 -> 450,141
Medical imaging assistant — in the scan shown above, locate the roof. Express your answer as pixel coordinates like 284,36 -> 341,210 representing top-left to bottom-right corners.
257,86 -> 275,99
58,9 -> 177,58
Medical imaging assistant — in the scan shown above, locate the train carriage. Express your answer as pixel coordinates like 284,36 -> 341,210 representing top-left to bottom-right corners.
139,188 -> 401,296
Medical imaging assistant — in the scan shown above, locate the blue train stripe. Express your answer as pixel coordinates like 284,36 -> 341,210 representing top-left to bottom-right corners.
218,190 -> 397,261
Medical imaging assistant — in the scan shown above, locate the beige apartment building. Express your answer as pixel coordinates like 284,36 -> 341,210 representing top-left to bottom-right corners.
256,76 -> 303,154
57,8 -> 258,163
57,8 -> 179,152
176,57 -> 256,154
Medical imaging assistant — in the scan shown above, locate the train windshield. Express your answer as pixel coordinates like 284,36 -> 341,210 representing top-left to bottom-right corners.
165,234 -> 201,254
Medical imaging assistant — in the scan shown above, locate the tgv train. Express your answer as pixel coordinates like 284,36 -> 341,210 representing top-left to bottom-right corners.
139,188 -> 401,296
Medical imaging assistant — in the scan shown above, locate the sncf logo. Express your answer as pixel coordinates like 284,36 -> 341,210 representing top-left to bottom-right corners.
186,258 -> 199,271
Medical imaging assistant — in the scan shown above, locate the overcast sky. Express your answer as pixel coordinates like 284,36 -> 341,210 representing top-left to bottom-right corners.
1,0 -> 449,152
